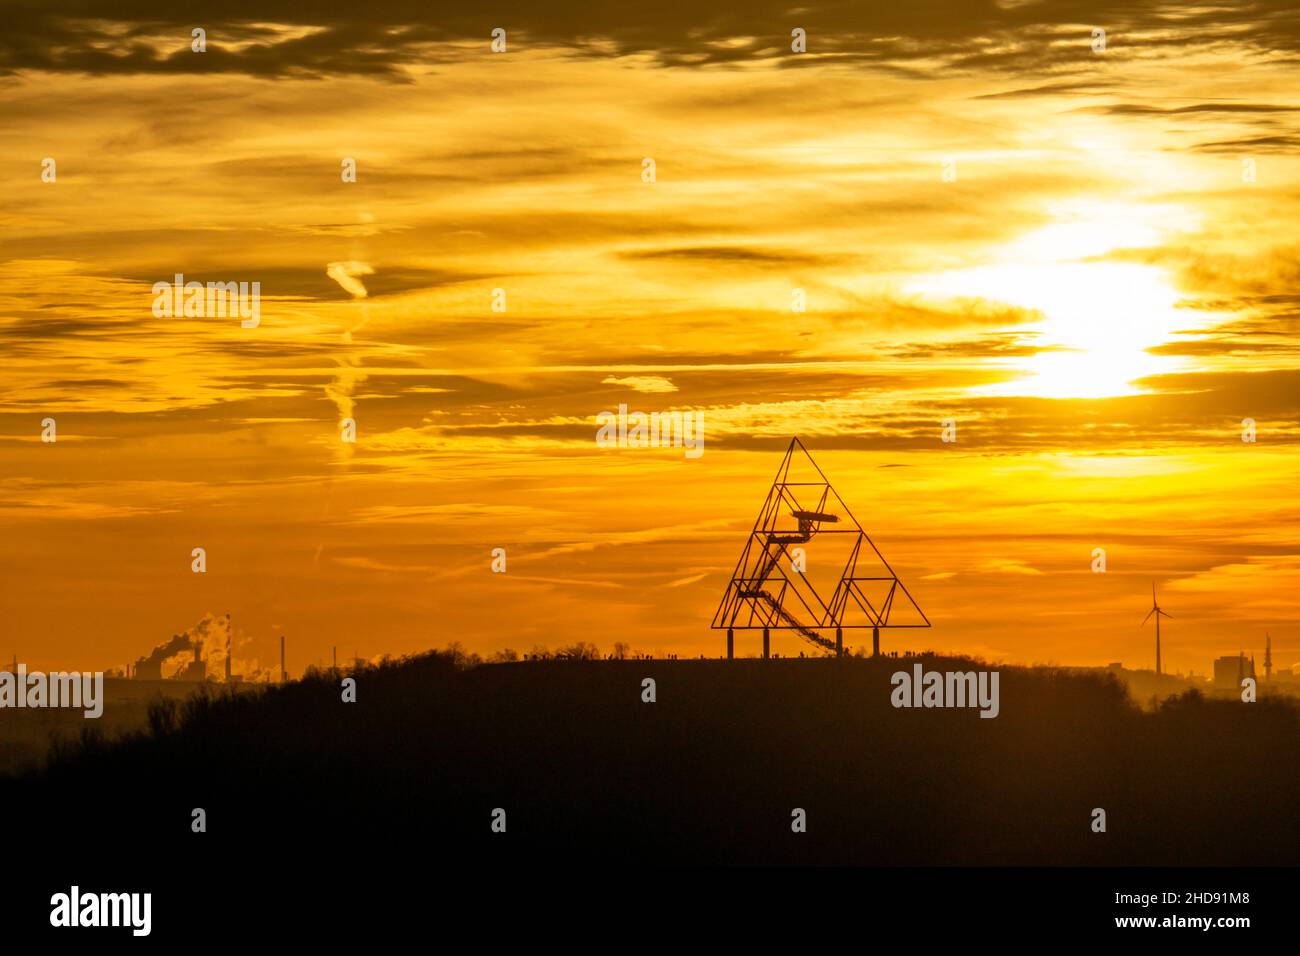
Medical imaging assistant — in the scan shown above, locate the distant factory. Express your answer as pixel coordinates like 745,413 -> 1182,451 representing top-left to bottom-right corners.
133,636 -> 209,681
133,631 -> 191,681
1213,653 -> 1255,690
1086,634 -> 1297,702
130,613 -> 242,682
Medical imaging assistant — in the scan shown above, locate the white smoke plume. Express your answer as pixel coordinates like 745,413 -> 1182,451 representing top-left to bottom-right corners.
137,613 -> 273,682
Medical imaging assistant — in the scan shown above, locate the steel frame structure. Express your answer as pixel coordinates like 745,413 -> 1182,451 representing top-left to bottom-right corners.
712,437 -> 930,655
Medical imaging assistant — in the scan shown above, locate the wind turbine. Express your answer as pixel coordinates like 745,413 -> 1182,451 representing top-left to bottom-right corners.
1142,582 -> 1172,675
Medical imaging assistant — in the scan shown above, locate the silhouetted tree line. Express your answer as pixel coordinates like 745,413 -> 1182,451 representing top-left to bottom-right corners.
6,650 -> 1298,867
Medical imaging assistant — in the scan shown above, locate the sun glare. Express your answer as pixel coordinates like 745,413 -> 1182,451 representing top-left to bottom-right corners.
908,205 -> 1197,398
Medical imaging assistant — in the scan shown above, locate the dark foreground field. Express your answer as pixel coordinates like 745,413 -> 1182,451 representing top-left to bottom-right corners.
6,651 -> 1298,867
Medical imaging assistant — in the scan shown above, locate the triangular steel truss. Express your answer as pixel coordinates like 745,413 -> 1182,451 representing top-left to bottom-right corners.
712,437 -> 930,654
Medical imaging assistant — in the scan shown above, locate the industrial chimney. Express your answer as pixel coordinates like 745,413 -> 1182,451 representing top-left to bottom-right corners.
225,613 -> 232,682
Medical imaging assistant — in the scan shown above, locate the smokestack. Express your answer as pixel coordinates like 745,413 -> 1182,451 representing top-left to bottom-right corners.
280,635 -> 285,683
225,613 -> 232,682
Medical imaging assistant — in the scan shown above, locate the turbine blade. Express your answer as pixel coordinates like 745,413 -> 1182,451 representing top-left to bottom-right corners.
1142,609 -> 1154,625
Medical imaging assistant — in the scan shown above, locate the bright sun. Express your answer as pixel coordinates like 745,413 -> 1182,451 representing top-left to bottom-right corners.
907,203 -> 1198,399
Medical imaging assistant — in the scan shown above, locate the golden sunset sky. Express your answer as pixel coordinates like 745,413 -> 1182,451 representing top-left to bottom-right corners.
2,2 -> 1298,676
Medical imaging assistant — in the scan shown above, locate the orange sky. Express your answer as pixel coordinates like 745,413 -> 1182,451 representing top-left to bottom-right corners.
2,3 -> 1299,676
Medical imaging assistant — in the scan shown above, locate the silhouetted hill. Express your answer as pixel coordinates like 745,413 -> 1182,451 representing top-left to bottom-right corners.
7,651 -> 1297,866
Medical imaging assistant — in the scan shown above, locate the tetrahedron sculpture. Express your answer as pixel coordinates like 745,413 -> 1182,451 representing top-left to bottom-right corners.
712,437 -> 930,656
